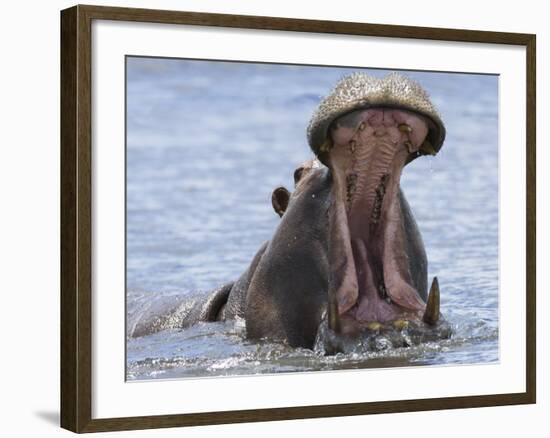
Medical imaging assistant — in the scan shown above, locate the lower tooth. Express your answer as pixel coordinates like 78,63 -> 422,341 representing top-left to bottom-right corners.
367,322 -> 382,331
393,320 -> 409,330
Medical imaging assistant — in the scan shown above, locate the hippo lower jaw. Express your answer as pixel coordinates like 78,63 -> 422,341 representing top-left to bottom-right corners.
324,106 -> 441,336
315,288 -> 451,355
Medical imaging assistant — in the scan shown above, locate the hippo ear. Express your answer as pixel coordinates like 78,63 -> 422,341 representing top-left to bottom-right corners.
272,186 -> 290,218
293,166 -> 305,185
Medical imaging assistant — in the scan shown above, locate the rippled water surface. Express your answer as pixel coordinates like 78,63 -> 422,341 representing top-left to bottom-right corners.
126,58 -> 499,381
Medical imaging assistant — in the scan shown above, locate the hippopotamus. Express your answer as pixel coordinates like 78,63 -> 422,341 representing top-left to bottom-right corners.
180,72 -> 451,353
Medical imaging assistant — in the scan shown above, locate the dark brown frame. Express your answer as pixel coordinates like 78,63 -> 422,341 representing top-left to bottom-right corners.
60,4 -> 536,433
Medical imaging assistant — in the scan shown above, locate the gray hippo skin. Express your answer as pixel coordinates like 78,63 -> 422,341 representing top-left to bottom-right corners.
183,73 -> 451,351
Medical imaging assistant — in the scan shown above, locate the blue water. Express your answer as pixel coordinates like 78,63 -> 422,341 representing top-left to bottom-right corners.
125,57 -> 499,380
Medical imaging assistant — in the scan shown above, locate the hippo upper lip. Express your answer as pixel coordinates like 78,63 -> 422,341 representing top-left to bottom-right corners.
307,72 -> 446,167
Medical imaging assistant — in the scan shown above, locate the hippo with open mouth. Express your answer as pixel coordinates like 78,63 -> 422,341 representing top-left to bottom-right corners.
181,72 -> 452,354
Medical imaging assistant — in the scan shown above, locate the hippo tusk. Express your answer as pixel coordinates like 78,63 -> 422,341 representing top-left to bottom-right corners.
398,123 -> 413,133
423,276 -> 440,325
421,140 -> 438,156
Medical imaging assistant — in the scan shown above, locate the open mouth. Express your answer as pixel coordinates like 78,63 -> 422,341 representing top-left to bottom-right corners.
324,107 -> 439,335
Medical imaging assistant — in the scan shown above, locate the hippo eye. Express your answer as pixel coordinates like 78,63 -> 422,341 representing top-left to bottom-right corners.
294,167 -> 305,185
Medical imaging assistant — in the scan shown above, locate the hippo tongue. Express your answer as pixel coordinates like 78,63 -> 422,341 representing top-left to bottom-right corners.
326,107 -> 428,323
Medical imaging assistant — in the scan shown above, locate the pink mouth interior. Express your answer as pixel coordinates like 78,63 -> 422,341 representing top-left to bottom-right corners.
327,107 -> 429,327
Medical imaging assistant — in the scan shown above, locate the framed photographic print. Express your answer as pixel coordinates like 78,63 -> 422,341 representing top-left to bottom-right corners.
60,4 -> 536,433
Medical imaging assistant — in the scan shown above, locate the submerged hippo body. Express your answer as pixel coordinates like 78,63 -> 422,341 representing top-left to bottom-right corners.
182,73 -> 451,351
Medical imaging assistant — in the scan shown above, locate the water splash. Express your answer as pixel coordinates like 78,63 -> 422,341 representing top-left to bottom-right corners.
126,305 -> 498,381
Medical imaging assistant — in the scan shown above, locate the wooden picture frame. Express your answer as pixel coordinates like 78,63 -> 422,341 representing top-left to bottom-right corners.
60,4 -> 536,433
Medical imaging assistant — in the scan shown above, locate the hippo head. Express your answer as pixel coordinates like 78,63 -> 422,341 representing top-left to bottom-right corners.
308,72 -> 445,162
306,73 -> 446,341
